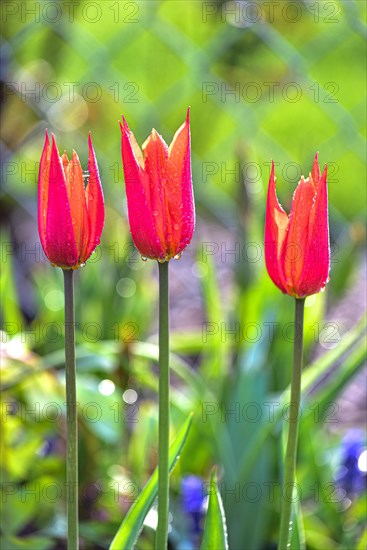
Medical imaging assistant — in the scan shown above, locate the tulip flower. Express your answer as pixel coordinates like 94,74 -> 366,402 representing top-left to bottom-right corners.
265,153 -> 329,298
120,108 -> 195,262
119,110 -> 195,549
265,155 -> 332,549
37,131 -> 104,549
38,132 -> 104,269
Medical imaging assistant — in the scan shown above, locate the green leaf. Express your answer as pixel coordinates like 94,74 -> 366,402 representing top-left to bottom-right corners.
198,250 -> 229,380
109,413 -> 193,550
289,492 -> 306,550
357,529 -> 367,550
200,468 -> 229,550
0,231 -> 23,330
302,335 -> 367,422
238,315 -> 366,483
1,535 -> 53,550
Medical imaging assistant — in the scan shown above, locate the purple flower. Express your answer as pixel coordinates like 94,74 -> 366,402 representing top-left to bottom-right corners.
336,429 -> 367,495
181,476 -> 206,536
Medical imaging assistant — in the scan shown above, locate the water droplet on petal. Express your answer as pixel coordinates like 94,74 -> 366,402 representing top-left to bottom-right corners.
157,258 -> 166,264
173,223 -> 180,230
141,256 -> 148,262
79,262 -> 86,268
152,210 -> 158,217
173,252 -> 182,260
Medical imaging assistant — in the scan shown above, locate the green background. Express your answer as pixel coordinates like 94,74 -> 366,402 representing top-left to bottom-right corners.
1,1 -> 366,549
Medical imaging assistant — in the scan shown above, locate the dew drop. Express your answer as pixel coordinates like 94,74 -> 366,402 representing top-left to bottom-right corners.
152,210 -> 158,217
157,258 -> 166,264
173,223 -> 180,230
141,256 -> 148,262
79,262 -> 86,268
173,252 -> 182,260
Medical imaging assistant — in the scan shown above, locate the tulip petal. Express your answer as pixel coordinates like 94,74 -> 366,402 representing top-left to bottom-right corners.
280,175 -> 316,295
65,150 -> 88,261
264,155 -> 330,298
61,151 -> 69,173
142,129 -> 171,253
167,108 -> 195,255
38,132 -> 51,254
297,165 -> 330,297
311,151 -> 320,184
45,135 -> 78,267
120,118 -> 165,259
84,134 -> 105,261
264,162 -> 289,294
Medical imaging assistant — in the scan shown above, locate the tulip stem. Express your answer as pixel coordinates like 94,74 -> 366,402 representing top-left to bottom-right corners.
278,297 -> 305,550
156,261 -> 170,550
63,269 -> 79,550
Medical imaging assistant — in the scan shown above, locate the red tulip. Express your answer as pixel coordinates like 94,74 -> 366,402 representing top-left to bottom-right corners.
120,109 -> 195,262
264,153 -> 330,298
38,132 -> 104,269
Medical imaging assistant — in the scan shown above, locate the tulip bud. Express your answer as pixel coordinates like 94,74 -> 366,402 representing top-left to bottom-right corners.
120,109 -> 195,262
38,132 -> 105,269
264,153 -> 330,298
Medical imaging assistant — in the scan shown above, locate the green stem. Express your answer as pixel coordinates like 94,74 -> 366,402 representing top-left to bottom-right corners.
278,298 -> 305,550
63,269 -> 79,550
155,261 -> 170,550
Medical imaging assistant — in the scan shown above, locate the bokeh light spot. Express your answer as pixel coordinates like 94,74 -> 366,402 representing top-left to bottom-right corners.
44,290 -> 64,311
116,278 -> 136,298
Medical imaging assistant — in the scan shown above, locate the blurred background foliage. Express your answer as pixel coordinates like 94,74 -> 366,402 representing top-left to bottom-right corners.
1,1 -> 366,549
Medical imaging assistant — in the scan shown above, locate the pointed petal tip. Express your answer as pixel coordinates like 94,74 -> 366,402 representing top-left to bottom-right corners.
321,163 -> 328,179
120,116 -> 131,135
50,133 -> 59,156
150,128 -> 162,141
270,160 -> 276,180
120,115 -> 129,128
312,151 -> 321,182
43,130 -> 50,148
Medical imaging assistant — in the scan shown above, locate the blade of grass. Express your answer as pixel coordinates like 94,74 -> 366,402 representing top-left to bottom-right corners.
109,413 -> 193,550
200,468 -> 229,550
238,315 -> 366,483
290,499 -> 306,550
